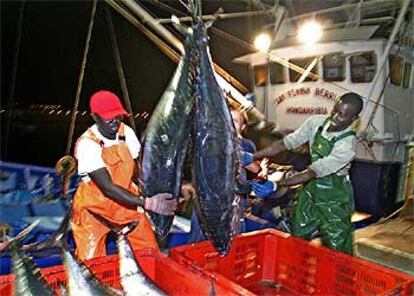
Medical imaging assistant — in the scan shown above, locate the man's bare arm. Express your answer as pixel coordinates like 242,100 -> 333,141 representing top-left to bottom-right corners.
279,169 -> 316,187
253,139 -> 287,160
89,167 -> 144,208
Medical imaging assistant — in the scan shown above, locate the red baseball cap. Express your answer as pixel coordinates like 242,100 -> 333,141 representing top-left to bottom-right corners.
89,90 -> 128,119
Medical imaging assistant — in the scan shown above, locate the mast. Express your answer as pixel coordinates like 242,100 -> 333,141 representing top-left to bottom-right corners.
111,0 -> 265,120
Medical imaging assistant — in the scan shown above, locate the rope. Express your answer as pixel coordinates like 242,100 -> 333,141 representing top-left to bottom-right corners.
65,0 -> 97,155
4,0 -> 26,159
104,5 -> 136,131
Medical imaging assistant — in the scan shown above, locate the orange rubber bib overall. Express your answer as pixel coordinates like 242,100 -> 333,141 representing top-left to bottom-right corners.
71,124 -> 158,261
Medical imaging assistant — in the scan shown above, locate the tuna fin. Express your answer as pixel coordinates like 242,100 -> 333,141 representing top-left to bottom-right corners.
59,282 -> 69,296
11,249 -> 55,296
87,209 -> 140,236
0,219 -> 39,252
171,15 -> 193,37
21,201 -> 73,252
205,7 -> 224,28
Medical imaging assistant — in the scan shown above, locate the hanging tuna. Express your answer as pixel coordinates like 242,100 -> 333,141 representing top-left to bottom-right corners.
191,7 -> 239,256
139,27 -> 196,237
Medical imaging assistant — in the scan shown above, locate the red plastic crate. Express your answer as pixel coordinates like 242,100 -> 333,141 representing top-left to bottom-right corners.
170,229 -> 414,296
0,248 -> 252,295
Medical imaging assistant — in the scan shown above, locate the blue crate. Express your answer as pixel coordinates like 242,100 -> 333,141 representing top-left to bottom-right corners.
166,232 -> 190,249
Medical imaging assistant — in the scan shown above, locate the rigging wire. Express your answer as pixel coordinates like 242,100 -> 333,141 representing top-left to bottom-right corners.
65,0 -> 98,155
144,0 -> 401,116
122,0 -> 407,163
362,0 -> 411,135
104,5 -> 136,131
140,1 -> 404,160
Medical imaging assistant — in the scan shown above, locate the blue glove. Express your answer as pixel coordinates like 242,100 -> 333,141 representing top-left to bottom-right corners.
252,180 -> 276,198
241,151 -> 254,166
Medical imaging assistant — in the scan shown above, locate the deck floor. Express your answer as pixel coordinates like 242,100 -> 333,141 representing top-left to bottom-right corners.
355,217 -> 414,275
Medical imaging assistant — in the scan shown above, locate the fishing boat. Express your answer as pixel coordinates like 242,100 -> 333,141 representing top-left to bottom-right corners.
1,0 -> 413,281
233,0 -> 414,274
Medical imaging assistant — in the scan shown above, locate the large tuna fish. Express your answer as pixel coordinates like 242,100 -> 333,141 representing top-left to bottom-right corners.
88,210 -> 165,296
140,27 -> 196,237
2,220 -> 55,296
22,205 -> 120,296
11,248 -> 55,296
59,242 -> 121,296
192,15 -> 238,255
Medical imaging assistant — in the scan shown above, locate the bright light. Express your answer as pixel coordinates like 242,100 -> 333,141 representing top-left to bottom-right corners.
297,21 -> 323,46
254,33 -> 271,52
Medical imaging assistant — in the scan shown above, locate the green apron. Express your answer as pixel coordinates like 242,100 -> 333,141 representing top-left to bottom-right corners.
292,118 -> 355,254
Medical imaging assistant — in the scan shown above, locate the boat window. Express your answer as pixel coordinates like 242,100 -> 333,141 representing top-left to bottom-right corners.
289,57 -> 318,82
270,62 -> 285,84
350,51 -> 377,83
402,62 -> 412,89
322,53 -> 345,82
388,54 -> 403,86
253,65 -> 267,86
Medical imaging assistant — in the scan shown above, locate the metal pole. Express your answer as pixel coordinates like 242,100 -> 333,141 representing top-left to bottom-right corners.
117,0 -> 256,112
157,9 -> 275,24
363,0 -> 411,131
119,0 -> 184,53
264,54 -> 270,120
284,0 -> 395,23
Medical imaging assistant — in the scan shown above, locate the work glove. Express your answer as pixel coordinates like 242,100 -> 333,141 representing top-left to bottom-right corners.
252,180 -> 277,198
144,193 -> 177,215
241,151 -> 254,166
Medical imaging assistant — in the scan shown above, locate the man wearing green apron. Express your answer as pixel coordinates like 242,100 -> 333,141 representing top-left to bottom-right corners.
250,92 -> 363,255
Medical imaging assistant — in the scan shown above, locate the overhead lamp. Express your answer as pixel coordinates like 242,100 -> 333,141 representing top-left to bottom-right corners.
297,21 -> 323,46
254,33 -> 271,53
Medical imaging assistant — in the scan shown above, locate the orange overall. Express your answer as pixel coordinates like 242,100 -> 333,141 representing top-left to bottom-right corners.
71,124 -> 158,261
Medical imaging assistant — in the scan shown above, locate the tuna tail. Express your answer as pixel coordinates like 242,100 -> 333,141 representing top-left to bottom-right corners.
189,0 -> 222,27
171,15 -> 193,37
21,201 -> 73,253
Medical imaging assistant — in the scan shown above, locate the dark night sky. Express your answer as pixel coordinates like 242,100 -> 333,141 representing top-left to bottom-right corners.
1,0 -> 269,166
1,0 -> 349,166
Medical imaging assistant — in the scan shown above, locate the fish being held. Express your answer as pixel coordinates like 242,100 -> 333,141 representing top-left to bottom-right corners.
88,210 -> 166,296
140,21 -> 196,238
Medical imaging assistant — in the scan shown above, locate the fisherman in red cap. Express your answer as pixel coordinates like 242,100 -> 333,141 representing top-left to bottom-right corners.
71,90 -> 176,261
